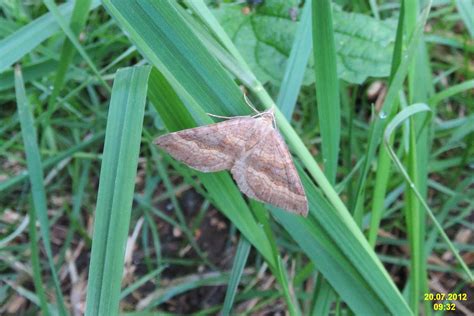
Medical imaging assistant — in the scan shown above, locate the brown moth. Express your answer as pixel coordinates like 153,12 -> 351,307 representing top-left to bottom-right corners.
155,108 -> 308,216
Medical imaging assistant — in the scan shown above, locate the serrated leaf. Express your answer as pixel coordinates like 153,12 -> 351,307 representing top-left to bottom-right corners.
212,0 -> 395,84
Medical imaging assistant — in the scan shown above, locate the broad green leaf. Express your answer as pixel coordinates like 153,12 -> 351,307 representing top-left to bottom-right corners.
212,0 -> 396,85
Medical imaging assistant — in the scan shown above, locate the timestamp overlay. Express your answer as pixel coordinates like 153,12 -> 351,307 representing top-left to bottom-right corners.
424,292 -> 469,312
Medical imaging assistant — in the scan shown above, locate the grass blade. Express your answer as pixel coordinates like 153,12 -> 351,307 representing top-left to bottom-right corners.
0,132 -> 103,194
455,0 -> 474,38
85,65 -> 151,316
276,1 -> 312,120
15,65 -> 67,316
368,0 -> 406,246
44,0 -> 94,124
43,0 -> 110,92
384,104 -> 473,282
221,237 -> 251,316
28,203 -> 49,316
352,2 -> 432,225
0,0 -> 101,73
311,0 -> 340,183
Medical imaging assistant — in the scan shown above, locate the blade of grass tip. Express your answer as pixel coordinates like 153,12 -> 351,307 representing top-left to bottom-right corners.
276,1 -> 312,120
221,237 -> 251,316
384,104 -> 473,282
311,0 -> 340,184
44,0 -> 93,125
352,2 -> 432,226
28,203 -> 50,316
368,0 -> 406,247
120,266 -> 167,300
15,65 -> 67,316
85,65 -> 151,316
429,79 -> 474,107
0,214 -> 29,248
43,0 -> 111,93
138,272 -> 231,310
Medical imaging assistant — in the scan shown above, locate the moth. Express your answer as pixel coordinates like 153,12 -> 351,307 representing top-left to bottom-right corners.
155,107 -> 308,216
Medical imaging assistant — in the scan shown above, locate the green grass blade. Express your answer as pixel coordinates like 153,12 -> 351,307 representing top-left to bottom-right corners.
368,0 -> 406,247
221,237 -> 251,316
455,0 -> 474,38
15,65 -> 67,316
384,104 -> 473,282
404,1 -> 435,313
183,0 -> 251,73
405,116 -> 422,313
0,0 -> 101,72
44,0 -> 93,123
120,266 -> 167,300
429,79 -> 474,107
352,2 -> 432,225
85,65 -> 151,316
271,169 -> 410,315
28,203 -> 50,316
43,0 -> 110,92
276,1 -> 312,120
0,2 -> 74,72
310,279 -> 334,315
311,0 -> 340,184
0,132 -> 104,194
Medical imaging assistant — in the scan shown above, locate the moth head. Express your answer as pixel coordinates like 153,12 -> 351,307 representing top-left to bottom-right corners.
258,107 -> 276,128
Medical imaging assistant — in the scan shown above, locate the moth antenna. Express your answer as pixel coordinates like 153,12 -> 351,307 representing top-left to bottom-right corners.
243,94 -> 260,114
207,113 -> 251,120
206,113 -> 235,120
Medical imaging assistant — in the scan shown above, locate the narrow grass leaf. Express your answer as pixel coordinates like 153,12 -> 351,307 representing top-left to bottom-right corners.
311,0 -> 340,183
0,132 -> 104,194
429,79 -> 474,107
455,0 -> 474,38
368,0 -> 406,246
276,1 -> 312,119
120,266 -> 167,300
0,0 -> 101,73
85,65 -> 151,316
384,104 -> 473,281
28,204 -> 49,316
44,0 -> 94,123
15,65 -> 67,316
43,0 -> 110,92
352,3 -> 431,225
221,237 -> 251,316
